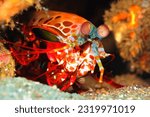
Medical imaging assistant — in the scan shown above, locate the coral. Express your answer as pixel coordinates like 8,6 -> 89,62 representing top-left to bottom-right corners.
0,42 -> 15,78
104,0 -> 150,73
0,0 -> 41,23
0,77 -> 85,99
0,76 -> 149,100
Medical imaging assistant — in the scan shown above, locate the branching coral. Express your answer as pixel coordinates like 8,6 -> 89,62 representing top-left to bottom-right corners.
104,0 -> 150,73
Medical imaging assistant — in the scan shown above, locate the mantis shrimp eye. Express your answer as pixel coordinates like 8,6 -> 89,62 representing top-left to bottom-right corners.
81,21 -> 92,35
97,24 -> 109,38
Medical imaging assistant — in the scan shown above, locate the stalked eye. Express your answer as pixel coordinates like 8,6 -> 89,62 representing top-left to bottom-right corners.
97,24 -> 109,38
81,21 -> 91,35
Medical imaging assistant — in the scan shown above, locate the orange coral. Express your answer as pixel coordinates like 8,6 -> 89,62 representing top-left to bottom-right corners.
0,0 -> 40,22
104,0 -> 150,73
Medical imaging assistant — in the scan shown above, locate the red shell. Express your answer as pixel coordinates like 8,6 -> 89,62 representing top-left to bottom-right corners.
28,10 -> 88,43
